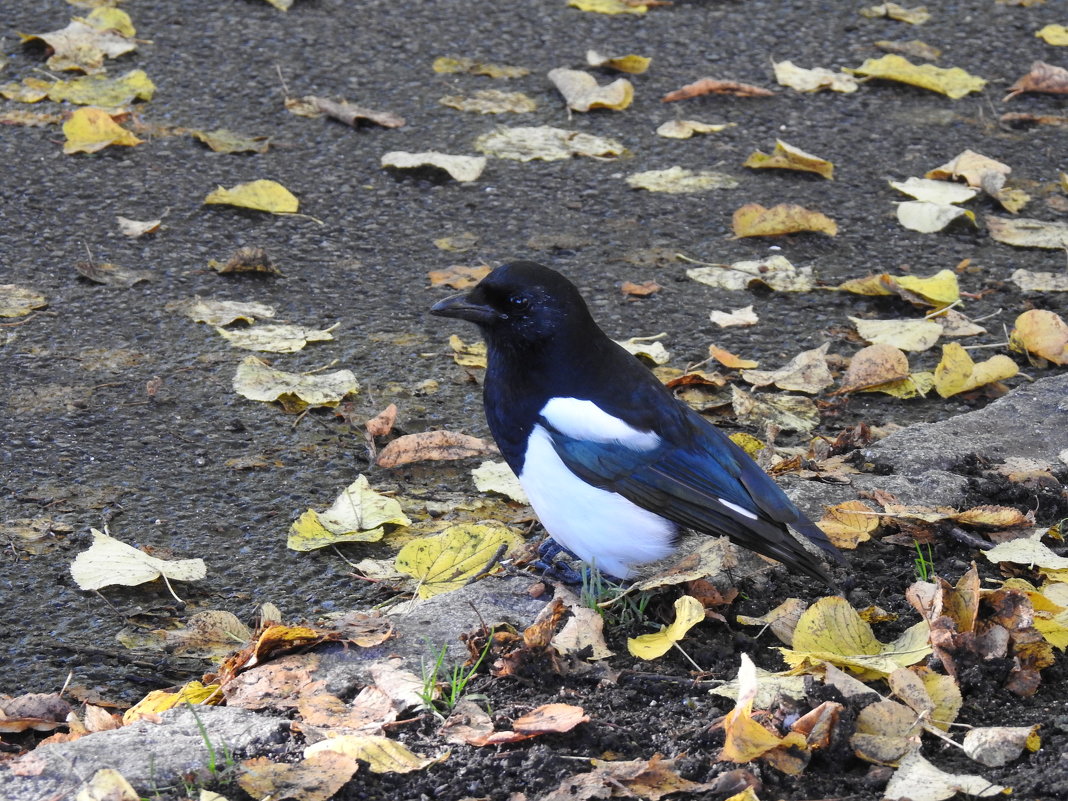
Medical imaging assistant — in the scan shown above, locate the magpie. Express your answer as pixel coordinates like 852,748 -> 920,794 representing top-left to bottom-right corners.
430,261 -> 843,587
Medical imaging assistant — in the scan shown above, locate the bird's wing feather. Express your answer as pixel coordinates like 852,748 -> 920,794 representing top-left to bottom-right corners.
539,418 -> 840,582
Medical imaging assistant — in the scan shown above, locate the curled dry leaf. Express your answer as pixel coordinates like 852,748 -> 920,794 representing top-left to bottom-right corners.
932,343 -> 1018,397
1035,24 -> 1068,46
896,201 -> 975,233
586,50 -> 650,73
547,68 -> 634,111
732,203 -> 838,237
890,176 -> 978,204
743,140 -> 834,179
627,595 -> 705,659
237,753 -> 359,801
1009,309 -> 1068,365
174,297 -> 276,326
615,334 -> 670,364
741,343 -> 834,394
304,734 -> 448,774
883,751 -> 1007,801
962,725 -> 1041,767
381,151 -> 486,182
859,3 -> 930,24
925,150 -> 1011,187
376,430 -> 497,468
1010,269 -> 1068,292
471,460 -> 528,503
620,280 -> 661,297
735,597 -> 807,646
364,403 -> 397,438
662,77 -> 775,102
1004,61 -> 1068,101
215,323 -> 337,353
731,386 -> 820,433
116,215 -> 161,237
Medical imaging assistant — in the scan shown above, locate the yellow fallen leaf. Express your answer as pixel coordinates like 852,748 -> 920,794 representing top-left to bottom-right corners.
779,595 -> 932,679
192,128 -> 271,153
1009,309 -> 1068,365
431,56 -> 529,79
743,139 -> 834,179
439,89 -> 536,114
773,60 -> 859,92
305,734 -> 448,773
988,216 -> 1068,249
215,323 -> 336,353
316,474 -> 410,534
888,667 -> 961,731
655,119 -> 734,138
232,356 -> 359,412
449,334 -> 487,367
395,522 -> 523,598
63,107 -> 142,154
123,681 -> 222,724
849,54 -> 986,99
1036,24 -> 1068,46
962,725 -> 1042,767
732,203 -> 837,237
859,3 -> 930,24
709,305 -> 758,327
175,297 -> 276,325
627,595 -> 705,659
548,68 -> 633,111
850,317 -> 942,352
567,0 -> 647,14
0,285 -> 48,318
237,753 -> 359,801
475,125 -> 625,161
817,501 -> 879,549
625,167 -> 739,193
720,654 -> 808,770
48,69 -> 155,106
22,18 -> 137,72
472,461 -> 528,503
736,598 -> 808,646
82,7 -> 137,37
586,50 -> 651,74
70,528 -> 206,591
205,180 -> 299,213
933,342 -> 1018,397
893,269 -> 960,307
288,509 -> 386,551
852,698 -> 921,765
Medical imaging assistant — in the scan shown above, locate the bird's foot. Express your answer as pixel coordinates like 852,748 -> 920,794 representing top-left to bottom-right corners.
532,537 -> 586,583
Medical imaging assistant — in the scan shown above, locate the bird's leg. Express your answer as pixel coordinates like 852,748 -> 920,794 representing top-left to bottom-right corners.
532,537 -> 586,584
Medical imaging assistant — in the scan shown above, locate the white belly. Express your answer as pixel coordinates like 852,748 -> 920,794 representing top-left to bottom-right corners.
518,424 -> 677,578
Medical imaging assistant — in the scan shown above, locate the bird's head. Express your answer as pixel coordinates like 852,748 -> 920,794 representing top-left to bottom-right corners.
430,261 -> 593,348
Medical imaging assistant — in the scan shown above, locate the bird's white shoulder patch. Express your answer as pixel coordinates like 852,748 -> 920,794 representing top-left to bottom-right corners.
539,397 -> 660,450
719,498 -> 759,521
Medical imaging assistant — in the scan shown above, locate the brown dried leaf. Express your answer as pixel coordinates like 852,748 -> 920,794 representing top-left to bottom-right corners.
621,280 -> 662,296
732,203 -> 837,237
364,404 -> 397,438
662,78 -> 775,102
427,265 -> 492,289
287,95 -> 405,127
836,344 -> 910,393
1005,61 -> 1068,101
376,430 -> 496,468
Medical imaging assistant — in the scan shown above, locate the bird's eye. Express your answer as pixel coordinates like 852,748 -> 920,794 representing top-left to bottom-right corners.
507,294 -> 530,311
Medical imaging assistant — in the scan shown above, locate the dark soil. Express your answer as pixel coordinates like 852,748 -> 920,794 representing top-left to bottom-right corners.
2,0 -> 1068,798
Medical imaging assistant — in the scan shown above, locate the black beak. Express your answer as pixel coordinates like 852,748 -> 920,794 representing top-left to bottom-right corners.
429,293 -> 499,325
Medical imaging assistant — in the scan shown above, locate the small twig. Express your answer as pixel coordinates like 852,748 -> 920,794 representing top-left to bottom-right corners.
466,544 -> 508,585
671,642 -> 704,672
